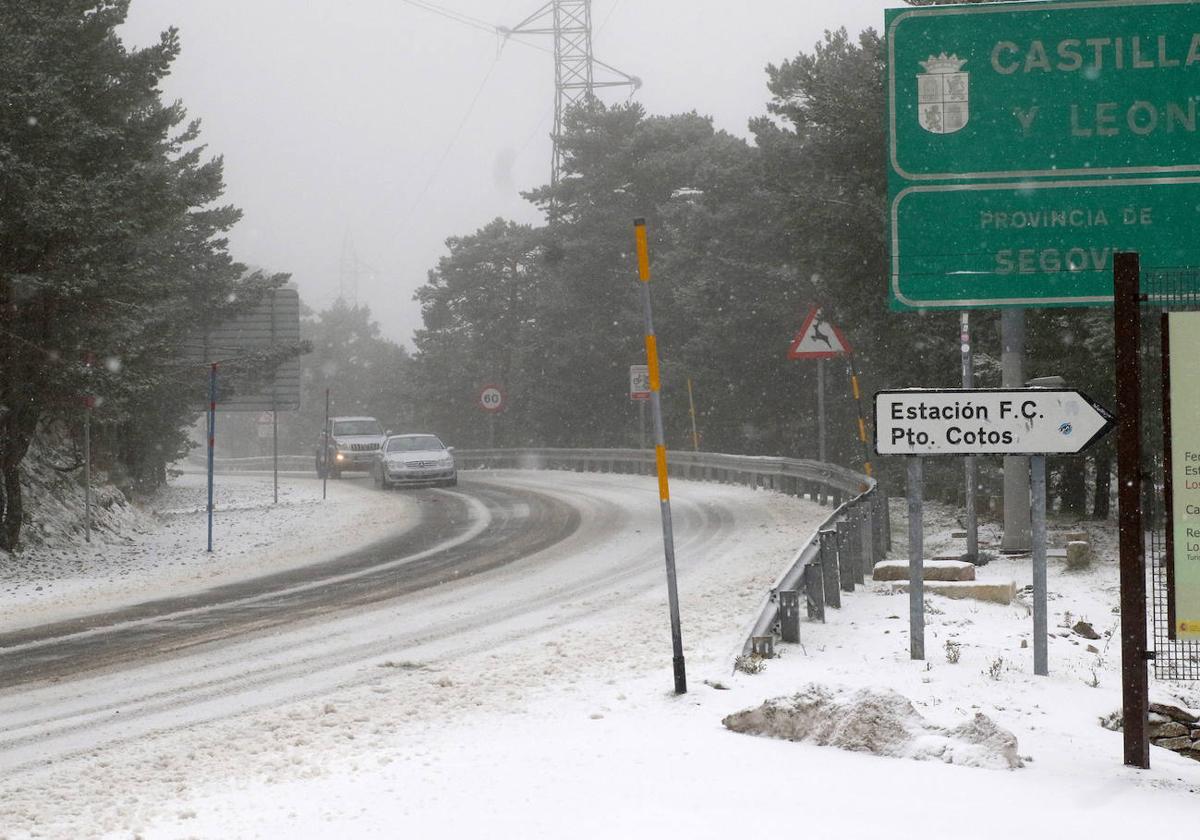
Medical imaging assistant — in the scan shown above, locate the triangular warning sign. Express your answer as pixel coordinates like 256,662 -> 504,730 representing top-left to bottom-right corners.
787,307 -> 851,359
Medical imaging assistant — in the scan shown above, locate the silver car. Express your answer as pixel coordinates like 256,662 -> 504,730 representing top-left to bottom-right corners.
371,434 -> 457,489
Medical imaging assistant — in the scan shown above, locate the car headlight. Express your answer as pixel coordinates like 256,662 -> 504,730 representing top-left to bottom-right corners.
335,452 -> 346,461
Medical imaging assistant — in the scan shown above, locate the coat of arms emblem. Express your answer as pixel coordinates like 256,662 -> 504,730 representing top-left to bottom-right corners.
917,53 -> 968,134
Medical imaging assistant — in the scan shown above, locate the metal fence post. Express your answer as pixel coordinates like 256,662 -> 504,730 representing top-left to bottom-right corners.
819,529 -> 841,608
779,590 -> 801,643
860,502 -> 876,580
837,520 -> 855,592
847,512 -> 865,585
803,563 -> 826,622
881,487 -> 893,552
878,491 -> 888,556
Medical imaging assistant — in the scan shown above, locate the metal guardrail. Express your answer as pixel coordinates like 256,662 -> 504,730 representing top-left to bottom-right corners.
453,448 -> 870,500
200,446 -> 887,657
191,454 -> 312,471
452,448 -> 887,658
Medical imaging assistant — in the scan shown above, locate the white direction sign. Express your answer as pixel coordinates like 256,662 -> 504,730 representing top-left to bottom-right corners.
874,389 -> 1114,456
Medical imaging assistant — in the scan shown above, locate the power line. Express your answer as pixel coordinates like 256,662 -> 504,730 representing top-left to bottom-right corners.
396,0 -> 553,54
397,0 -> 495,35
408,54 -> 501,211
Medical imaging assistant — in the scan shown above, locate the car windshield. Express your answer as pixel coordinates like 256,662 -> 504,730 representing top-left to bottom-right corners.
386,436 -> 444,453
333,420 -> 382,437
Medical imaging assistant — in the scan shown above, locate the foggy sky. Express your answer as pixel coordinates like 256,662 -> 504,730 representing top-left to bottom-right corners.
120,0 -> 894,346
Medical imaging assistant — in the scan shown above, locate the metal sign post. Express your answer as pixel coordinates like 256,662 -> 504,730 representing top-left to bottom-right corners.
272,402 -> 279,505
322,388 -> 330,501
1114,251 -> 1150,768
907,456 -> 925,660
961,313 -> 977,561
207,363 -> 217,553
633,218 -> 687,695
83,397 -> 93,543
817,360 -> 826,463
1031,454 -> 1048,676
1001,310 -> 1031,553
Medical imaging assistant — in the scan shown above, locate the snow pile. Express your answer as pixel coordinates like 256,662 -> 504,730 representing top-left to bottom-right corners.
722,682 -> 1024,770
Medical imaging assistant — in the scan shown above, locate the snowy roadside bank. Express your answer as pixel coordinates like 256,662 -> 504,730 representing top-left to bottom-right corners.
0,472 -> 418,632
1,477 -> 1196,838
126,495 -> 1200,839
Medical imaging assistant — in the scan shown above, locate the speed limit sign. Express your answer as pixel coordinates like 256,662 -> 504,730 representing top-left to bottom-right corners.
479,384 -> 505,413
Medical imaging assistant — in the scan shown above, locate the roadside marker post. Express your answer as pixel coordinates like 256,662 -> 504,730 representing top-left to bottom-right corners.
686,377 -> 700,452
633,218 -> 687,695
846,354 -> 873,482
207,363 -> 217,553
322,388 -> 330,501
83,395 -> 93,543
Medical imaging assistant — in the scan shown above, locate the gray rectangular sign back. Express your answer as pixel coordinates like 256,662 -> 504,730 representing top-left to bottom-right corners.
184,287 -> 301,411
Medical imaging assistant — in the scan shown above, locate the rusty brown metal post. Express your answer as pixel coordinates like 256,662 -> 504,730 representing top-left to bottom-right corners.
1114,251 -> 1150,769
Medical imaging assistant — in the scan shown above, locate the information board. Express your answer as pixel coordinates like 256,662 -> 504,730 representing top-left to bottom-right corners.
1165,312 -> 1200,639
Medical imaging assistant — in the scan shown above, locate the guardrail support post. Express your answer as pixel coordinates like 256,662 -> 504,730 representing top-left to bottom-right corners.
803,563 -> 826,622
882,488 -> 893,552
836,520 -> 855,592
859,505 -> 875,580
851,511 -> 866,584
819,529 -> 841,608
779,590 -> 801,642
871,491 -> 886,557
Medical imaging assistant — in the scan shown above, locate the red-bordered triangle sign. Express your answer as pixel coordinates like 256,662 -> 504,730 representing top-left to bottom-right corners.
787,307 -> 852,359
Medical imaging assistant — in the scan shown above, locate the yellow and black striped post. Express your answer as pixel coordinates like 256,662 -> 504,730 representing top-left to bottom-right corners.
846,354 -> 874,487
633,217 -> 687,695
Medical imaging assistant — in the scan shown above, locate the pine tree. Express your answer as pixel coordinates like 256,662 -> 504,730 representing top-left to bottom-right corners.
0,1 -> 283,549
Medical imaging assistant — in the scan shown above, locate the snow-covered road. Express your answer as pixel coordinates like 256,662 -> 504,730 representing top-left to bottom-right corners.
0,469 -> 823,836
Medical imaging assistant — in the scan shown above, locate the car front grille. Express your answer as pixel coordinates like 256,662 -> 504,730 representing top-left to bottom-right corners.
405,460 -> 438,468
349,443 -> 379,452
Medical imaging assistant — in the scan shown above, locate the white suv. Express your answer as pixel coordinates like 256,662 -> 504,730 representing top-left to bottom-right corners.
316,416 -> 386,478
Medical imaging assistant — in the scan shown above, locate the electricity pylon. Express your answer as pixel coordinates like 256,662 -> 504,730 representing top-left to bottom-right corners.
501,0 -> 640,185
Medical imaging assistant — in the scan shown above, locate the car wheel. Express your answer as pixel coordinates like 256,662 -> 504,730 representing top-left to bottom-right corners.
444,475 -> 458,488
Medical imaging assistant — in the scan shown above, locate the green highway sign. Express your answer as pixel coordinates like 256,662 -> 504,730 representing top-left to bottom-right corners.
888,1 -> 1200,181
886,0 -> 1200,310
892,176 -> 1200,308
